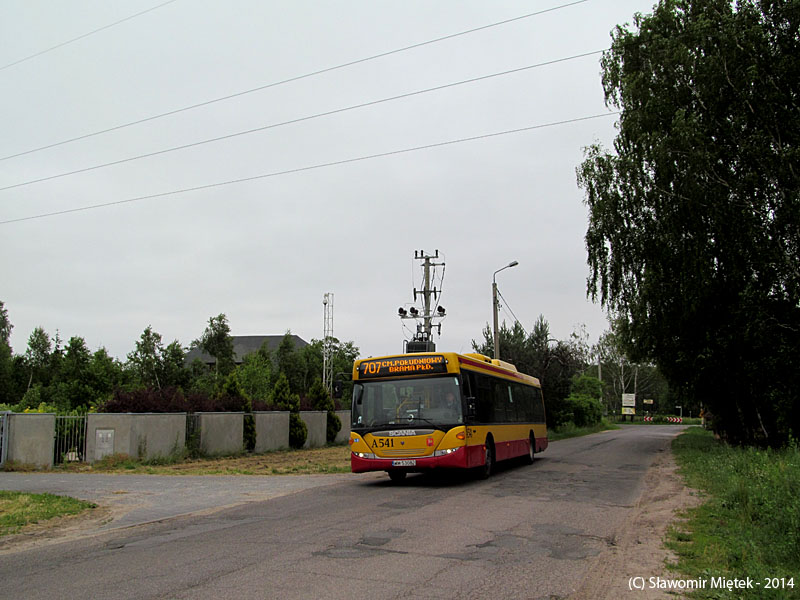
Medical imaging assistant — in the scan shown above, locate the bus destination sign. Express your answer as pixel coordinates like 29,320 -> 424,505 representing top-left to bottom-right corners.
359,355 -> 447,378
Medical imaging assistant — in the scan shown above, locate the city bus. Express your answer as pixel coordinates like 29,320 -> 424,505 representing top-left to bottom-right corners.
349,352 -> 547,481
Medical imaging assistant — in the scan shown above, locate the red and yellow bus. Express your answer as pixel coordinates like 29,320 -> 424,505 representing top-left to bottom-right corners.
349,352 -> 547,481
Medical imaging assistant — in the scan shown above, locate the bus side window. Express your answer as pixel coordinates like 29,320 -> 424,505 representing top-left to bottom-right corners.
475,373 -> 494,422
518,384 -> 535,422
462,372 -> 473,400
462,372 -> 476,416
533,387 -> 545,422
510,384 -> 520,422
493,381 -> 508,422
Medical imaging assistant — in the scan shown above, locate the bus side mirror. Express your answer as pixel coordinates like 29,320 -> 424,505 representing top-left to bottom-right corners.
466,397 -> 476,418
333,380 -> 343,399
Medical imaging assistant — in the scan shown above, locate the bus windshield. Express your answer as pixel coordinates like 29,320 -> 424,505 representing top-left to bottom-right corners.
352,376 -> 462,429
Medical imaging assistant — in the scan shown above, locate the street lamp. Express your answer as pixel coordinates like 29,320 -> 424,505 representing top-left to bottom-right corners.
492,260 -> 519,360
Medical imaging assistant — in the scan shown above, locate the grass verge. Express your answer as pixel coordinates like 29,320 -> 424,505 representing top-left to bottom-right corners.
668,427 -> 799,598
53,445 -> 352,476
548,419 -> 619,441
0,491 -> 95,536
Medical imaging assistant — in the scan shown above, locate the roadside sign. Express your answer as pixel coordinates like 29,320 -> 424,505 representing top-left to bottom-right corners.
643,399 -> 654,405
622,393 -> 636,407
622,407 -> 635,415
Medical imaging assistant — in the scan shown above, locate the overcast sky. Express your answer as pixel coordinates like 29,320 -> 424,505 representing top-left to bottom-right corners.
1,0 -> 655,362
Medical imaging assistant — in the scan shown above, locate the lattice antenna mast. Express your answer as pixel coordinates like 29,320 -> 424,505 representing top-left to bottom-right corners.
398,249 -> 446,353
322,292 -> 334,395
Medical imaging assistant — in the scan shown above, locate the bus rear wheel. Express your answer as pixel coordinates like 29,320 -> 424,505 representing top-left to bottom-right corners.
479,440 -> 495,479
525,433 -> 535,465
388,471 -> 406,483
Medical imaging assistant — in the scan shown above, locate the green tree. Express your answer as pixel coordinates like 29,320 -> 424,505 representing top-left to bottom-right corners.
236,351 -> 272,405
275,331 -> 304,394
303,337 -> 360,402
272,372 -> 306,448
127,326 -> 164,389
0,301 -> 11,346
0,301 -> 14,405
195,314 -> 235,379
271,372 -> 298,412
160,341 -> 188,389
50,336 -> 93,410
87,348 -> 126,404
577,0 -> 799,444
23,327 -> 52,392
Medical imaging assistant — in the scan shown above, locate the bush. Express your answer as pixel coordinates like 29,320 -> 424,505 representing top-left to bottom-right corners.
243,412 -> 255,452
102,387 -> 190,413
289,413 -> 307,449
308,379 -> 334,412
326,411 -> 341,443
565,394 -> 603,427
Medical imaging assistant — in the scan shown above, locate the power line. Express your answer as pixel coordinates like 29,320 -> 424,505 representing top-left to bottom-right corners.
0,0 -> 180,72
0,111 -> 617,225
497,287 -> 524,331
0,49 -> 604,193
0,0 -> 589,162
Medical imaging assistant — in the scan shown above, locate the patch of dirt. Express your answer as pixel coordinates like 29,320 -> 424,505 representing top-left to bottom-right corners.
0,504 -> 115,555
156,446 -> 351,474
57,445 -> 352,475
572,448 -> 702,599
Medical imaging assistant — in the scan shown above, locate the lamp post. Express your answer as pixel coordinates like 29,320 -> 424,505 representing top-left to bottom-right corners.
492,260 -> 519,360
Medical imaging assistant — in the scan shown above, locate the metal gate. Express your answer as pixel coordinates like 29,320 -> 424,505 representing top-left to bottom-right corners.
0,411 -> 9,467
54,415 -> 87,464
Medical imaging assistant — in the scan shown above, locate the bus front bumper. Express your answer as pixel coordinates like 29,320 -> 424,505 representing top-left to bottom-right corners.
351,446 -> 468,473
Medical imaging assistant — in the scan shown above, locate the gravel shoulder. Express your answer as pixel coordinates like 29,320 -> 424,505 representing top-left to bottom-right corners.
572,445 -> 701,599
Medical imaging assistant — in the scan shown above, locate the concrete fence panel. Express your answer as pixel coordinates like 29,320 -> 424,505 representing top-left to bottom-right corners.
133,414 -> 186,460
254,411 -> 289,452
334,410 -> 350,444
199,413 -> 243,456
87,414 -> 133,462
87,414 -> 186,462
300,411 -> 327,448
7,413 -> 55,469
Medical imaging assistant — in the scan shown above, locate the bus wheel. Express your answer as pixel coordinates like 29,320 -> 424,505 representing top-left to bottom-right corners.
479,440 -> 495,479
388,471 -> 406,483
525,434 -> 535,465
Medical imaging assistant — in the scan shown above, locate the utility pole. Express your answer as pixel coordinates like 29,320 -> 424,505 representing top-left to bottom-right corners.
492,260 -> 518,360
322,292 -> 334,396
398,250 -> 446,353
417,250 -> 441,340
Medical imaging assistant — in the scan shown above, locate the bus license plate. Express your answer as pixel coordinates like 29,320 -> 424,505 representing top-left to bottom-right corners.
392,460 -> 416,467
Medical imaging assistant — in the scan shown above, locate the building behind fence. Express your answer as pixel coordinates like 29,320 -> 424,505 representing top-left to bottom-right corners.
3,411 -> 351,469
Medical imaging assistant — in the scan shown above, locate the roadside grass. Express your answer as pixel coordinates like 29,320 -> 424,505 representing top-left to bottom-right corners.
0,491 -> 95,536
668,427 -> 800,598
548,419 -> 619,441
53,444 -> 352,476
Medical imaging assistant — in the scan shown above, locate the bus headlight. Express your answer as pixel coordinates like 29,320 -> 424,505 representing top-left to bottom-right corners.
354,452 -> 376,459
434,448 -> 459,457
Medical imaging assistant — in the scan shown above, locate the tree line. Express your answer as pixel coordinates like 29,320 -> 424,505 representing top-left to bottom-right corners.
0,304 -> 358,426
578,0 -> 798,446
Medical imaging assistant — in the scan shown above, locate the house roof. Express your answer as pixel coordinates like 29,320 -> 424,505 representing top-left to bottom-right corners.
185,334 -> 309,365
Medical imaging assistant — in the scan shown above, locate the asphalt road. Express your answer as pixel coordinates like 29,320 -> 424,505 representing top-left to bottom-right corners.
0,425 -> 685,599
